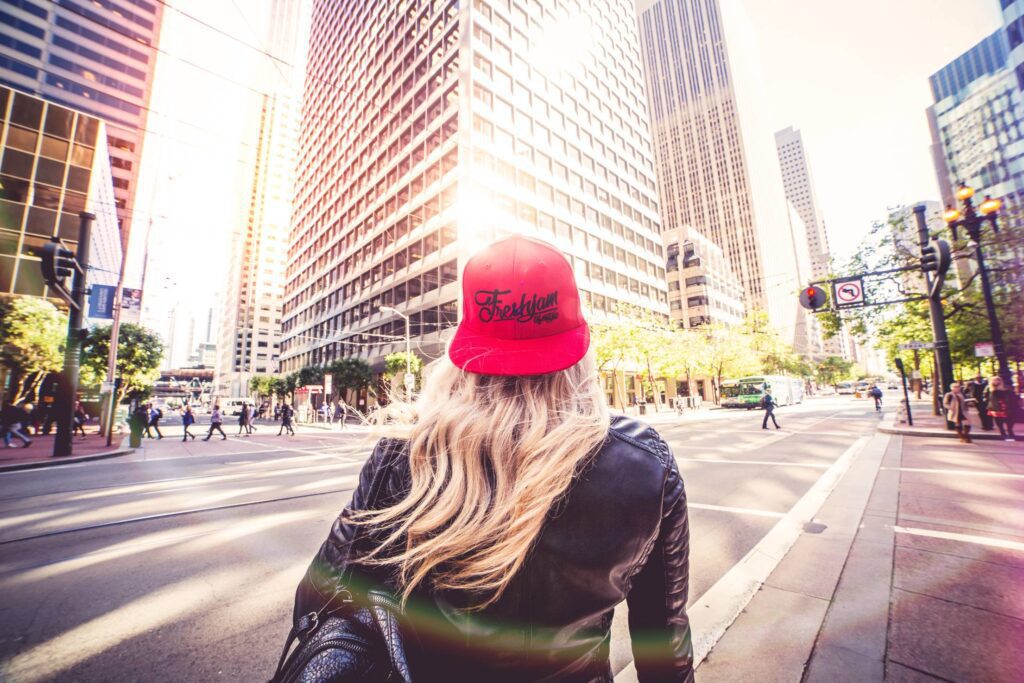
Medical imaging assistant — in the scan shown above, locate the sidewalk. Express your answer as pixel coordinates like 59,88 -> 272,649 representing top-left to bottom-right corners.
0,424 -> 132,471
880,397 -> 1021,441
697,426 -> 1024,681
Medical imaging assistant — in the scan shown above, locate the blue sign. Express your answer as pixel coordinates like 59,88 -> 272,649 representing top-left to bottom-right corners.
88,284 -> 116,319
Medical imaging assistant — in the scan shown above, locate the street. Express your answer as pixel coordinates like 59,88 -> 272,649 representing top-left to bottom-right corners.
0,395 -> 885,682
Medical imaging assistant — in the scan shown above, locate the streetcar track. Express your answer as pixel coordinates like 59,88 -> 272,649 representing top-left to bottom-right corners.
0,486 -> 357,546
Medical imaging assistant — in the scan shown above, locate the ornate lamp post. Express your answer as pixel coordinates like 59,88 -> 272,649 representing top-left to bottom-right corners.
942,184 -> 1012,385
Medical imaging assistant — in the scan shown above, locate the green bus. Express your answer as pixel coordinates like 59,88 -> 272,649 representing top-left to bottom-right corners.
720,376 -> 804,409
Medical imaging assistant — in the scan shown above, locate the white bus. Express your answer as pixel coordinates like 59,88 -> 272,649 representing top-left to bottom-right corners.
721,376 -> 804,409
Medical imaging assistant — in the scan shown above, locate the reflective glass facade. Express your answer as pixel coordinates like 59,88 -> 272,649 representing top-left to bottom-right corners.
0,85 -> 121,311
281,0 -> 668,372
0,0 -> 163,249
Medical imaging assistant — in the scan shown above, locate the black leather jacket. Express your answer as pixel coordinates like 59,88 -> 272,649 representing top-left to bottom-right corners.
292,415 -> 693,682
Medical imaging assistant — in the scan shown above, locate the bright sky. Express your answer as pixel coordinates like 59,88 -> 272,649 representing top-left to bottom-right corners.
738,0 -> 1004,262
131,0 -> 1005,353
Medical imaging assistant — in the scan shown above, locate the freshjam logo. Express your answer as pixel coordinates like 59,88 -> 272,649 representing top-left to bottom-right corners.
474,289 -> 560,324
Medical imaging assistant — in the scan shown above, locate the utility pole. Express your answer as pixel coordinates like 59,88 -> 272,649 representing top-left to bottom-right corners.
53,213 -> 94,457
913,205 -> 954,422
103,221 -> 128,447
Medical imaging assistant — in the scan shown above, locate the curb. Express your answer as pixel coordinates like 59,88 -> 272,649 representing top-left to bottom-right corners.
878,424 -> 1019,440
0,443 -> 134,473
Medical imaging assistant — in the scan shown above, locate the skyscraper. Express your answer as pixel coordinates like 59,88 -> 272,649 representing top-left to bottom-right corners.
1004,0 -> 1023,93
635,0 -> 812,353
215,0 -> 309,398
280,0 -> 668,375
775,127 -> 831,281
0,85 -> 122,309
0,0 -> 163,250
926,29 -> 1023,214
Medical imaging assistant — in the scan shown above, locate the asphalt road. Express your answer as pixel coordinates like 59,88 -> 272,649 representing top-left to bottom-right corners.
0,395 -> 886,682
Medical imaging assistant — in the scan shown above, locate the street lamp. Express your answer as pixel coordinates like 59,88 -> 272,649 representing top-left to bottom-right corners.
943,183 -> 1012,385
379,305 -> 413,392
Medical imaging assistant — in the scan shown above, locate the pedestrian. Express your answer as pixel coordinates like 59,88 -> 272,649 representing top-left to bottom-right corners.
237,402 -> 251,436
279,236 -> 693,682
145,403 -> 164,439
1,402 -> 33,448
274,404 -> 281,422
869,383 -> 883,412
278,402 -> 295,436
762,386 -> 780,429
203,403 -> 227,441
73,400 -> 89,437
181,404 -> 197,441
985,376 -> 1018,441
944,382 -> 973,443
334,398 -> 348,429
968,375 -> 993,431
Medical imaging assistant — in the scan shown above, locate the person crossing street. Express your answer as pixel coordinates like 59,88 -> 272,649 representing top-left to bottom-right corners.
277,402 -> 295,436
181,404 -> 197,441
869,383 -> 883,412
203,404 -> 227,441
761,387 -> 780,430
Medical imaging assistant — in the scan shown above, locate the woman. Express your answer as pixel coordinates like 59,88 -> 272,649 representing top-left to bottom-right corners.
985,376 -> 1017,441
289,236 -> 693,681
944,382 -> 973,443
73,401 -> 88,438
181,404 -> 196,442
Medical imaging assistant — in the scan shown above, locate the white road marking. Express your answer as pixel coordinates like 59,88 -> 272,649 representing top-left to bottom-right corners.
678,458 -> 830,469
894,526 -> 1024,552
881,467 -> 1024,479
687,503 -> 786,519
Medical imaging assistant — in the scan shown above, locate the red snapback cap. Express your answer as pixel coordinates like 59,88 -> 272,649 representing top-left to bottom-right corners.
448,235 -> 589,376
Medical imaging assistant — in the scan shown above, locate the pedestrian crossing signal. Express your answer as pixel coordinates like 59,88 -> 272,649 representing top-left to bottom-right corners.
799,285 -> 826,310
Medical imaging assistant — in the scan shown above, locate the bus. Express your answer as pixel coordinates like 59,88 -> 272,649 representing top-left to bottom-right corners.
721,376 -> 804,409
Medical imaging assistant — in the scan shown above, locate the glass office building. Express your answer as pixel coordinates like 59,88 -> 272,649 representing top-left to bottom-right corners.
0,0 -> 163,249
0,85 -> 121,308
927,29 -> 1024,217
280,0 -> 668,374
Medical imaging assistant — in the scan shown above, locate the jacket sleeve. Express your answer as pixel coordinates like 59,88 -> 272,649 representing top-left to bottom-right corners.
627,444 -> 694,683
291,438 -> 395,623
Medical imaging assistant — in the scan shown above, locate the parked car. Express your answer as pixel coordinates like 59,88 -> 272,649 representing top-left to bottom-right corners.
836,382 -> 855,395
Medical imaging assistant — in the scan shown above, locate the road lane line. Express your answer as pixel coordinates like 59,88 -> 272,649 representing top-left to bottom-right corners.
687,503 -> 786,519
678,458 -> 831,468
881,466 -> 1024,479
893,526 -> 1024,552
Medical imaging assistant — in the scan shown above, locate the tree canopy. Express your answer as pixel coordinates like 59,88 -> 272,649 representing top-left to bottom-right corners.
80,323 -> 164,404
0,297 -> 66,403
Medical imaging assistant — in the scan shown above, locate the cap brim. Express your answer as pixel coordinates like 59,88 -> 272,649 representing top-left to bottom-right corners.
448,324 -> 590,376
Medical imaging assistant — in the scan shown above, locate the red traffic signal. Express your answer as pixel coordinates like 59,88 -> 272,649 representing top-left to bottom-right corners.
799,285 -> 827,310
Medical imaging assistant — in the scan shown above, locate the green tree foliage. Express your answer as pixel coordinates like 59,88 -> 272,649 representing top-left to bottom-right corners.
80,323 -> 164,404
325,358 -> 372,398
383,352 -> 423,380
0,297 -> 66,403
815,356 -> 855,387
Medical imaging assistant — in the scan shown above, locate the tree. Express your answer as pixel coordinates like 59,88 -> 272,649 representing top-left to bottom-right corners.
249,376 -> 279,401
325,358 -> 372,399
80,323 -> 164,404
0,298 -> 66,403
815,356 -> 855,387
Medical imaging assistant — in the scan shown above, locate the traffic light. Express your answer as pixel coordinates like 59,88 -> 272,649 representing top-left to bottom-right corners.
40,241 -> 77,288
799,285 -> 827,310
920,239 -> 951,299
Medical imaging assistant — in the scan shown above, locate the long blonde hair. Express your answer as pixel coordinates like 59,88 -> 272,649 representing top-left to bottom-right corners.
354,349 -> 610,610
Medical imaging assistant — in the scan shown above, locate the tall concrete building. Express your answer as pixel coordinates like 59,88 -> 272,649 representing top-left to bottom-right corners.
0,0 -> 163,250
280,0 -> 669,375
926,29 -> 1024,215
664,228 -> 744,328
775,127 -> 831,281
216,0 -> 310,398
634,0 -> 813,354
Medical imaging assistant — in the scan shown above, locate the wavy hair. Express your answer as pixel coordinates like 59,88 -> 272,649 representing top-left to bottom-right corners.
353,349 -> 610,610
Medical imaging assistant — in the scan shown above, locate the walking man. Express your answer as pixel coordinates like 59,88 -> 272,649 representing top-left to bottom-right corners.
761,387 -> 780,430
968,375 -> 993,431
237,402 -> 251,436
73,400 -> 88,437
181,404 -> 197,441
278,402 -> 295,436
146,403 -> 164,439
203,404 -> 227,441
334,399 -> 348,430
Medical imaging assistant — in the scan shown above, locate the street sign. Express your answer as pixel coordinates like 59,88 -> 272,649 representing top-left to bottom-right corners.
88,285 -> 116,319
974,342 -> 995,357
898,341 -> 935,350
832,278 -> 866,307
100,381 -> 115,393
404,373 -> 415,390
324,374 -> 332,397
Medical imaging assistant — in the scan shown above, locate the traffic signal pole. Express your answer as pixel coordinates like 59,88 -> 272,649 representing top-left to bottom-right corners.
53,212 -> 94,458
913,205 -> 954,420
